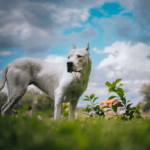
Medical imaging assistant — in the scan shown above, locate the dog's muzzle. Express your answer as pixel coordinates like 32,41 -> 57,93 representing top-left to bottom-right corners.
67,62 -> 81,73
67,62 -> 73,72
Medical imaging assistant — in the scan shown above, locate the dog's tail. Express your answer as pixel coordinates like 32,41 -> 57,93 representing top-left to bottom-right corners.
0,66 -> 8,91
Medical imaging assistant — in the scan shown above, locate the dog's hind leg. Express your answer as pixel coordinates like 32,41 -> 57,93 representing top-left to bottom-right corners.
1,70 -> 29,116
1,88 -> 27,116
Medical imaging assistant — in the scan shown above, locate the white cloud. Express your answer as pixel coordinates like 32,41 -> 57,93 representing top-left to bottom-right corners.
0,51 -> 11,56
0,23 -> 31,39
85,86 -> 108,96
96,41 -> 150,72
53,8 -> 90,25
44,55 -> 67,63
85,41 -> 150,106
93,47 -> 103,54
67,24 -> 98,44
98,54 -> 116,69
85,81 -> 108,96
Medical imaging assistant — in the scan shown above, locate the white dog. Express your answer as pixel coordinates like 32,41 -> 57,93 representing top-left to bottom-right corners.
0,43 -> 91,119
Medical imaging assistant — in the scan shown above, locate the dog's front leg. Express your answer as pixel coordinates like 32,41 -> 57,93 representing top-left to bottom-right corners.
54,76 -> 73,119
54,92 -> 64,120
69,99 -> 78,119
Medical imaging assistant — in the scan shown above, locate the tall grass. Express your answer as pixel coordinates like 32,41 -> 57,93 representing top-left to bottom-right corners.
0,115 -> 150,150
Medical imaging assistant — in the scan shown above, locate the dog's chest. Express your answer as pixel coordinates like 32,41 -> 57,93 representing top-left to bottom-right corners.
63,82 -> 87,102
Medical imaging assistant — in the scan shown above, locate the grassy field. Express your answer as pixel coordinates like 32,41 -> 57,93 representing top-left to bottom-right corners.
141,113 -> 150,119
0,115 -> 150,150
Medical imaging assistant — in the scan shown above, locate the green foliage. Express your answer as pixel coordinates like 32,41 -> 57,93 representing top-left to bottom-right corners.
20,90 -> 38,107
33,93 -> 54,117
13,90 -> 39,110
82,94 -> 110,118
12,104 -> 29,117
62,103 -> 69,118
12,90 -> 54,118
105,78 -> 142,120
0,116 -> 150,150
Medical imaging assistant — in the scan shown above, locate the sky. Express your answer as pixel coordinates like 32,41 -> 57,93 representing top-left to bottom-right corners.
0,0 -> 150,107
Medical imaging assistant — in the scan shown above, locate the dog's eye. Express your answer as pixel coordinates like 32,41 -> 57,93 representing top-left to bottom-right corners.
68,56 -> 70,59
77,55 -> 82,58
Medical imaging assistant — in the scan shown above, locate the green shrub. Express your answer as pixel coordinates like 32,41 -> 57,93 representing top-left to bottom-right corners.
83,78 -> 142,120
82,94 -> 110,118
62,103 -> 69,119
106,78 -> 142,120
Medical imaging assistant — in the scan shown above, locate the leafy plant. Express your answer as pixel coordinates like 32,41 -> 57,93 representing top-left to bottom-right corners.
12,104 -> 29,117
62,103 -> 69,118
83,94 -> 110,118
105,78 -> 142,120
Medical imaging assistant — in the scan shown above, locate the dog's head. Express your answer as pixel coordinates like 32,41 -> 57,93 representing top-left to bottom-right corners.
67,43 -> 91,73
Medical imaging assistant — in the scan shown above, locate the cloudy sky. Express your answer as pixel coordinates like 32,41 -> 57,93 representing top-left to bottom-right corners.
0,0 -> 150,106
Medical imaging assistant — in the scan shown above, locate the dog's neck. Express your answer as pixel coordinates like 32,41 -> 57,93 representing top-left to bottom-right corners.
72,57 -> 92,82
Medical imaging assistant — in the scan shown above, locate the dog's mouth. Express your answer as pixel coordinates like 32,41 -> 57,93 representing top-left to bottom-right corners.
67,67 -> 81,73
67,62 -> 81,73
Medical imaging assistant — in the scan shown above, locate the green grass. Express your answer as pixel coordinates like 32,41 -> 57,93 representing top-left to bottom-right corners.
141,114 -> 150,119
0,115 -> 150,150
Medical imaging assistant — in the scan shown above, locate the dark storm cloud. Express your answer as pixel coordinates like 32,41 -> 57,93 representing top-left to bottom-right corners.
0,0 -> 25,11
0,0 -> 60,30
0,0 -> 101,56
22,3 -> 58,29
116,24 -> 150,44
80,25 -> 97,40
134,0 -> 150,30
0,35 -> 21,51
67,25 -> 98,44
97,0 -> 150,44
28,0 -> 102,9
115,0 -> 150,44
0,0 -> 149,57
147,55 -> 150,59
137,34 -> 150,44
115,17 -> 138,39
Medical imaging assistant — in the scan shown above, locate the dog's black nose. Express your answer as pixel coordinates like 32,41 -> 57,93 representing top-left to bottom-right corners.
67,62 -> 73,68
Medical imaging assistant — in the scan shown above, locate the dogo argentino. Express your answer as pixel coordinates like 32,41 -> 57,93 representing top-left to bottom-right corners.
0,43 -> 91,119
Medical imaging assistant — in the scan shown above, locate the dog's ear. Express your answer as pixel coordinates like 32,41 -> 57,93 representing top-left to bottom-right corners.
85,43 -> 89,51
72,44 -> 77,49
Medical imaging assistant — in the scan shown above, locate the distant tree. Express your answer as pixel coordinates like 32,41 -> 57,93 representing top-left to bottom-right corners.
33,93 -> 54,117
0,91 -> 8,113
139,83 -> 150,112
